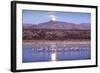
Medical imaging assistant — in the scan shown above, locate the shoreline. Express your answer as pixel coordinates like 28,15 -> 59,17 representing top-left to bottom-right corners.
23,40 -> 90,45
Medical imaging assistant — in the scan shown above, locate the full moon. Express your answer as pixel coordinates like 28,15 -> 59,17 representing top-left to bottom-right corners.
50,15 -> 56,21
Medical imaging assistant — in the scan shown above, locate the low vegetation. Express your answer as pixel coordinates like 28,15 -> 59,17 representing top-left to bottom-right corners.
23,29 -> 90,40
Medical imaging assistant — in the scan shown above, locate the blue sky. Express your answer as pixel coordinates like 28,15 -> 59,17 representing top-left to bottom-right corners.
22,10 -> 91,25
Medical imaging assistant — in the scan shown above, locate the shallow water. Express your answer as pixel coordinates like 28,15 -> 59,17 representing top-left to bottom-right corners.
22,44 -> 91,63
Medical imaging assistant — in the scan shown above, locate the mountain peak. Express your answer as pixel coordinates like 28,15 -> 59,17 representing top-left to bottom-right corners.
23,21 -> 90,30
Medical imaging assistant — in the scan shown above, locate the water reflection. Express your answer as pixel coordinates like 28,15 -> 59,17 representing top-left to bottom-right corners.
22,44 -> 91,63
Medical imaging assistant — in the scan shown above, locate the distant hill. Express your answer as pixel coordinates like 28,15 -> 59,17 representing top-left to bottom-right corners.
23,20 -> 90,30
78,23 -> 91,29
